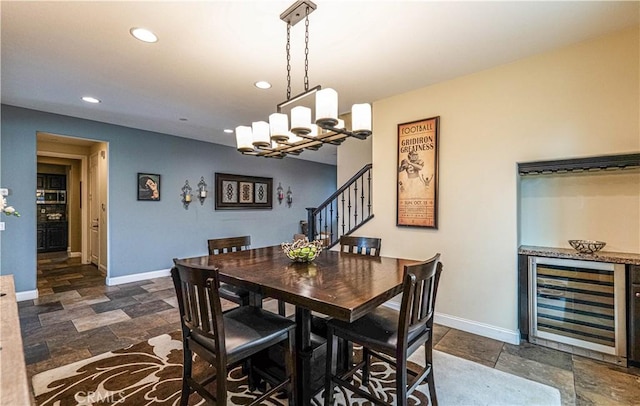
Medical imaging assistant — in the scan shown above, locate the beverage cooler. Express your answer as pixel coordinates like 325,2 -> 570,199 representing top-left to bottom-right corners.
528,256 -> 627,359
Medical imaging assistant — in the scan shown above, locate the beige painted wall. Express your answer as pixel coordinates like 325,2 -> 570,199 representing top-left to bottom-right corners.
337,135 -> 373,186
340,27 -> 639,338
337,112 -> 373,186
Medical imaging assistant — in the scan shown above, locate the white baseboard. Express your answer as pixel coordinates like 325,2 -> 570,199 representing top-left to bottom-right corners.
68,251 -> 82,258
382,301 -> 520,345
16,268 -> 172,300
16,289 -> 39,302
106,268 -> 171,286
434,313 -> 520,345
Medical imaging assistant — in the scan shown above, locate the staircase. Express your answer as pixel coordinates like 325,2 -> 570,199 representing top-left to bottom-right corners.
305,164 -> 373,248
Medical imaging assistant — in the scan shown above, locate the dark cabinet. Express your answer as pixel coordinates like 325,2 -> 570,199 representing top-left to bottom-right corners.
37,222 -> 68,253
48,175 -> 66,190
518,254 -> 529,339
37,173 -> 66,190
46,223 -> 68,251
37,227 -> 46,251
629,265 -> 640,365
36,172 -> 68,253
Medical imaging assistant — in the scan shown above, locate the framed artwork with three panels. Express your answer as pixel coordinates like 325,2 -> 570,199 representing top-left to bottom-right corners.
215,173 -> 273,210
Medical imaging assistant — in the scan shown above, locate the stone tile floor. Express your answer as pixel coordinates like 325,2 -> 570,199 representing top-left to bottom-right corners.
19,253 -> 640,405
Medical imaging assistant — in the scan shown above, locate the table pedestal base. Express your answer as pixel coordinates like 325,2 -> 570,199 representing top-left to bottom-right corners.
252,307 -> 350,405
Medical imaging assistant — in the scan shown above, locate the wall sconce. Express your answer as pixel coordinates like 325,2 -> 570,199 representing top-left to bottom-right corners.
197,176 -> 208,205
277,182 -> 284,205
286,186 -> 293,207
181,180 -> 192,209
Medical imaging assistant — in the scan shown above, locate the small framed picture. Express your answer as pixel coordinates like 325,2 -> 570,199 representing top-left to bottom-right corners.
138,173 -> 161,201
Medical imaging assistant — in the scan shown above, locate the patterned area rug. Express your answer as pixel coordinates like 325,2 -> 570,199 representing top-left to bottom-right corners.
32,331 -> 561,405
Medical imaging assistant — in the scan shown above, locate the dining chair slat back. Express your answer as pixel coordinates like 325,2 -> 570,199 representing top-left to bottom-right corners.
339,236 -> 382,257
208,236 -> 251,255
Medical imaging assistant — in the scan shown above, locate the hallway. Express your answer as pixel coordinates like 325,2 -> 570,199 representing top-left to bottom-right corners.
36,252 -> 104,295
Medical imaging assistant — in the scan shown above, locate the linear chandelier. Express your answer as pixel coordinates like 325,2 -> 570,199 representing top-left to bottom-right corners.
235,0 -> 372,159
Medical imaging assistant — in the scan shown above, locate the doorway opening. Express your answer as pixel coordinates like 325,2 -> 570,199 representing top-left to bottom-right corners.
36,132 -> 109,292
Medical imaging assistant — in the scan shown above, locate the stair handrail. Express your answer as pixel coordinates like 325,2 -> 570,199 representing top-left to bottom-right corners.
318,163 -> 372,208
306,163 -> 373,248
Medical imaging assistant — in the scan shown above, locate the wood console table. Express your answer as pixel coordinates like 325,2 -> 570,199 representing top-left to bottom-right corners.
0,275 -> 33,405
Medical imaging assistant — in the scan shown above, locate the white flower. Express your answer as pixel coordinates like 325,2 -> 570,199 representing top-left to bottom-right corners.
1,196 -> 20,217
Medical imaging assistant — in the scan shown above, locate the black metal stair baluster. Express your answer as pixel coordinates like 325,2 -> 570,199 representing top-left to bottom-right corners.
360,174 -> 364,222
323,205 -> 329,245
341,190 -> 346,236
336,200 -> 339,244
353,179 -> 359,228
329,200 -> 334,246
367,167 -> 372,217
348,185 -> 352,232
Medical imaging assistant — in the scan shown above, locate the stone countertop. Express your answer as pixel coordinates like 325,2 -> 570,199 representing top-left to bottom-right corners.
519,245 -> 640,266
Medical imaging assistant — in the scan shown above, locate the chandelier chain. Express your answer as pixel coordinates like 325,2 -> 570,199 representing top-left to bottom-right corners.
286,23 -> 292,100
304,6 -> 310,92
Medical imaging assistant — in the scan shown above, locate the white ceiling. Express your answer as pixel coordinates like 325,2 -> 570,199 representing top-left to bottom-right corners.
2,1 -> 638,165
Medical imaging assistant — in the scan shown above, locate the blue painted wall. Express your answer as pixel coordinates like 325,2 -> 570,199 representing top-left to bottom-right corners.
1,105 -> 336,292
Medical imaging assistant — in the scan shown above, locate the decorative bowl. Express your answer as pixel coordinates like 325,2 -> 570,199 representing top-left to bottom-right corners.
282,238 -> 323,262
568,239 -> 606,254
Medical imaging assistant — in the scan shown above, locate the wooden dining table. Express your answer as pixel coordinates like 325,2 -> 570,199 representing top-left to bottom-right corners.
176,245 -> 418,405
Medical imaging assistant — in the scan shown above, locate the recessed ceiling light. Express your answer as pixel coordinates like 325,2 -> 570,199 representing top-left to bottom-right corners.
179,117 -> 188,122
130,27 -> 158,43
82,96 -> 101,104
255,81 -> 271,89
224,129 -> 234,133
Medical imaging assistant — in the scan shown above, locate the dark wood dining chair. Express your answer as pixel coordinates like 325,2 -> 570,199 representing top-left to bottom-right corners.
207,236 -> 252,307
208,236 -> 286,316
330,235 -> 382,340
171,263 -> 296,405
314,236 -> 382,336
324,253 -> 443,406
339,235 -> 382,257
207,235 -> 251,255
311,235 -> 383,372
